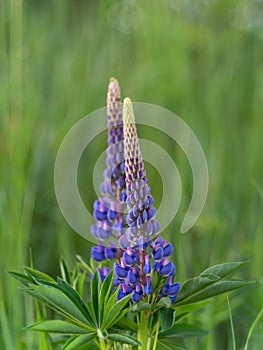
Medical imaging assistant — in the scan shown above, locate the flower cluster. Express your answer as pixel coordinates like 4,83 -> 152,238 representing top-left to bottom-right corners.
91,78 -> 126,244
114,236 -> 180,303
90,78 -> 180,305
119,98 -> 160,249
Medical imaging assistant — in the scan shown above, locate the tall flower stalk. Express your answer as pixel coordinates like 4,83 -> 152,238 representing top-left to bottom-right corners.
91,89 -> 180,348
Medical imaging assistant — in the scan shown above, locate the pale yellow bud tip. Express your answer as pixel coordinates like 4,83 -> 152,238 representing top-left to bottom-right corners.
110,77 -> 116,83
123,97 -> 135,125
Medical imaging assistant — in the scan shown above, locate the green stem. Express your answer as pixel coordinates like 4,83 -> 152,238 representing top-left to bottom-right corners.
99,338 -> 107,350
138,311 -> 149,350
152,315 -> 160,350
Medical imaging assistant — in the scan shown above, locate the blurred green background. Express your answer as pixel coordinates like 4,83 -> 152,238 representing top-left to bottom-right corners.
1,0 -> 263,349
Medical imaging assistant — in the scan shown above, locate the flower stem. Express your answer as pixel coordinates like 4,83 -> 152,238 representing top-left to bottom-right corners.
152,315 -> 160,350
138,311 -> 149,350
99,338 -> 107,350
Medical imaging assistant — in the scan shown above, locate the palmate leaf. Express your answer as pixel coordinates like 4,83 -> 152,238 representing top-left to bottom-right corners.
159,308 -> 176,332
175,275 -> 220,304
8,271 -> 35,286
24,267 -> 56,282
175,260 -> 254,306
26,320 -> 88,334
56,278 -> 94,326
200,260 -> 250,278
62,333 -> 96,350
155,297 -> 172,310
159,323 -> 208,338
115,317 -> 138,332
157,338 -> 187,350
60,258 -> 72,284
23,284 -> 94,329
131,301 -> 152,312
108,333 -> 141,346
102,293 -> 131,330
91,271 -> 100,326
180,279 -> 255,305
175,300 -> 211,321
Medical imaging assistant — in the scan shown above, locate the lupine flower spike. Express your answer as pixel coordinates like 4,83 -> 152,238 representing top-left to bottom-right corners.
114,97 -> 180,303
91,78 -> 126,262
119,97 -> 160,249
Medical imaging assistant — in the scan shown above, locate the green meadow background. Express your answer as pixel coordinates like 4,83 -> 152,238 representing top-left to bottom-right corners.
1,0 -> 262,349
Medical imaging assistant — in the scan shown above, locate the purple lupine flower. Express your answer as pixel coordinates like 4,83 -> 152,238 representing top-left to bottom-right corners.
143,255 -> 151,274
144,275 -> 152,295
165,283 -> 180,297
91,244 -> 105,262
114,263 -> 128,279
98,266 -> 111,282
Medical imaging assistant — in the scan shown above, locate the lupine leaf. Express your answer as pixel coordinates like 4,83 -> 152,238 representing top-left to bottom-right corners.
28,284 -> 94,327
73,272 -> 86,298
175,275 -> 220,303
25,320 -> 87,334
131,301 -> 152,312
91,271 -> 100,325
8,271 -> 35,286
99,271 -> 114,321
155,297 -> 172,310
115,317 -> 138,332
56,278 -> 94,326
62,334 -> 96,350
76,255 -> 94,274
159,323 -> 208,338
173,300 -> 211,320
157,338 -> 187,350
105,307 -> 131,330
108,333 -> 141,346
103,285 -> 120,313
159,308 -> 176,332
200,261 -> 250,279
60,258 -> 71,284
24,267 -> 55,282
102,294 -> 131,329
179,279 -> 255,305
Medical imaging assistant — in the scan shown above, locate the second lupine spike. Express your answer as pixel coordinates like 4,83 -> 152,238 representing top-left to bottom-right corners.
119,97 -> 160,249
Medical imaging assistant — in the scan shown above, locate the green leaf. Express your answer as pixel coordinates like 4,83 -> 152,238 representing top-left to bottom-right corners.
157,338 -> 187,350
24,267 -> 55,282
159,323 -> 208,338
155,297 -> 172,310
173,300 -> 211,321
99,271 -> 114,321
106,307 -> 131,330
200,261 -> 250,279
175,275 -> 220,304
91,271 -> 100,325
102,294 -> 131,329
76,255 -> 93,274
57,278 -> 94,326
60,258 -> 71,284
26,320 -> 87,334
63,334 -> 96,350
159,308 -> 176,332
8,271 -> 35,286
178,279 -> 255,305
115,317 -> 138,332
108,333 -> 141,346
131,301 -> 152,312
29,284 -> 94,328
